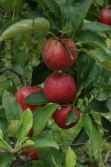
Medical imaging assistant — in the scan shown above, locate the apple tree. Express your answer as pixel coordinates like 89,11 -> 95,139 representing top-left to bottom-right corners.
0,0 -> 111,166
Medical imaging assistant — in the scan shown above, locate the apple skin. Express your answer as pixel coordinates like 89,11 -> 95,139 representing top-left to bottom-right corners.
28,128 -> 33,137
42,38 -> 77,70
53,105 -> 80,129
15,86 -> 42,112
25,149 -> 39,160
44,73 -> 77,103
97,8 -> 111,26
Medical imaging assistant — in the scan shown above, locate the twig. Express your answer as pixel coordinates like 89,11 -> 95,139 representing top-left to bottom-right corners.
104,150 -> 111,164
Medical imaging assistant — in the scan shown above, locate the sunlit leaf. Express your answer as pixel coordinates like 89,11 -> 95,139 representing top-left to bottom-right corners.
16,109 -> 33,139
65,147 -> 76,167
33,103 -> 59,135
2,90 -> 22,121
0,17 -> 50,41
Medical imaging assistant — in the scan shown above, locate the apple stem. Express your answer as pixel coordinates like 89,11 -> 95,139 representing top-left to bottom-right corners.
48,31 -> 59,40
73,86 -> 84,107
47,31 -> 76,63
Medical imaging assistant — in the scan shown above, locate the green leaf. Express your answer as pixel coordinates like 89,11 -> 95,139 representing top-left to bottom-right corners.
31,137 -> 59,150
95,91 -> 109,101
60,0 -> 93,32
0,0 -> 22,11
7,120 -> 20,137
85,49 -> 111,71
44,0 -> 61,19
22,139 -> 35,147
99,151 -> 105,167
0,129 -> 3,139
78,30 -> 108,52
87,100 -> 109,113
2,90 -> 22,122
0,139 -> 12,152
101,116 -> 111,130
0,119 -> 8,138
75,52 -> 94,88
0,17 -> 50,42
82,116 -> 92,136
72,128 -> 89,149
34,148 -> 63,167
33,103 -> 59,135
82,21 -> 111,32
82,116 -> 102,157
66,107 -> 77,125
95,0 -> 104,5
13,51 -> 30,68
0,152 -> 13,167
106,99 -> 111,112
24,92 -> 49,105
84,64 -> 100,89
65,147 -> 76,167
16,109 -> 33,139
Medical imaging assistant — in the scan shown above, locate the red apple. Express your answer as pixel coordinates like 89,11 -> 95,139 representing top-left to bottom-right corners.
97,8 -> 111,26
42,38 -> 77,70
25,149 -> 39,160
53,105 -> 80,129
44,73 -> 77,103
28,128 -> 33,137
15,86 -> 42,111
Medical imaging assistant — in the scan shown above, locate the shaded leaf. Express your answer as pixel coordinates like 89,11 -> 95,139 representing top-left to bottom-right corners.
82,21 -> 111,32
66,107 -> 77,125
106,99 -> 111,112
72,128 -> 89,149
60,0 -> 93,32
24,92 -> 49,105
85,49 -> 111,71
36,148 -> 63,167
78,30 -> 108,52
0,118 -> 8,138
95,91 -> 109,101
44,0 -> 61,19
31,62 -> 52,85
87,100 -> 109,113
101,116 -> 111,130
99,151 -> 105,167
0,0 -> 22,11
84,64 -> 100,89
0,152 -> 13,167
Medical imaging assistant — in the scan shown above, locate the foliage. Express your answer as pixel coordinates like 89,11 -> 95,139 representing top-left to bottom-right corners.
0,0 -> 111,166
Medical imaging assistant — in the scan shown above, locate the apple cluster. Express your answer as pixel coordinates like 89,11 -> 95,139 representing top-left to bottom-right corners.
7,6 -> 111,161
16,38 -> 80,129
42,38 -> 80,128
15,38 -> 80,160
